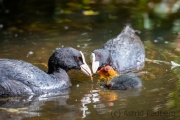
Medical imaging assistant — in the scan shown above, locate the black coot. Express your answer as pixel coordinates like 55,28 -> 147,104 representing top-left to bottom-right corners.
91,26 -> 145,74
91,26 -> 145,89
0,47 -> 92,96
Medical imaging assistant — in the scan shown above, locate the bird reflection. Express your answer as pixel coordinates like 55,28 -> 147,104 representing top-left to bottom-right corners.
0,88 -> 81,120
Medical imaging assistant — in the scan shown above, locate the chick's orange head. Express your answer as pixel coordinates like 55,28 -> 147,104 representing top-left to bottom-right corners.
97,65 -> 118,82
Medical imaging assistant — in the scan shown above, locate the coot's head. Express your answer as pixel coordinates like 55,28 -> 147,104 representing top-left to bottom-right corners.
48,47 -> 92,77
91,49 -> 110,74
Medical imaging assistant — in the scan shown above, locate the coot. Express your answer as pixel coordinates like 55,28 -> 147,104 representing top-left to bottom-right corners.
91,26 -> 145,74
91,26 -> 144,89
0,47 -> 92,96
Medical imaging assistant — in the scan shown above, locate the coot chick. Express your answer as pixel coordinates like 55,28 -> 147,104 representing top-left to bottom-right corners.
0,47 -> 92,96
98,66 -> 142,90
91,26 -> 145,74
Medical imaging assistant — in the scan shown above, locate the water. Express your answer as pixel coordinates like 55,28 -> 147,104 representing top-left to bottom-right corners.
0,0 -> 180,120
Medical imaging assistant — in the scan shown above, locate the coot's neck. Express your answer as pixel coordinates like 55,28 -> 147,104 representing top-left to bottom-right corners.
47,63 -> 69,74
48,68 -> 69,79
48,68 -> 71,86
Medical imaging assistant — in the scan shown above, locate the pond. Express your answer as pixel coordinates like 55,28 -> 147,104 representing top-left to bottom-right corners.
0,0 -> 180,120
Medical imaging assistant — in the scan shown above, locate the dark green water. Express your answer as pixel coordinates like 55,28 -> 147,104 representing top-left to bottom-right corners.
0,0 -> 180,120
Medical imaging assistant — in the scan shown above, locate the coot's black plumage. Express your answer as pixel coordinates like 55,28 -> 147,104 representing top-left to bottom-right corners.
91,26 -> 145,74
0,47 -> 92,96
91,26 -> 145,90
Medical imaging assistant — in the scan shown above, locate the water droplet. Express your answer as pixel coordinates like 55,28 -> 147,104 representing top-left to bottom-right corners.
154,39 -> 158,42
164,41 -> 168,44
26,51 -> 33,57
29,51 -> 33,54
64,26 -> 69,30
56,48 -> 60,50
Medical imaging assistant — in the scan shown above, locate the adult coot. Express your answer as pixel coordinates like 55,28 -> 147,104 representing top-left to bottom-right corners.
91,26 -> 145,74
0,47 -> 92,96
91,26 -> 144,89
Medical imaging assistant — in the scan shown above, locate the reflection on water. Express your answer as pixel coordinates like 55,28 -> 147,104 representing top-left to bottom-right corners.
0,0 -> 180,120
0,86 -> 141,119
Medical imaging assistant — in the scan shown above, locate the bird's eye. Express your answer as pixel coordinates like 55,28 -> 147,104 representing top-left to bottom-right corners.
97,53 -> 101,57
75,57 -> 79,61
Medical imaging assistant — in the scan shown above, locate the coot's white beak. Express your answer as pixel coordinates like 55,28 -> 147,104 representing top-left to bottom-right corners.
80,51 -> 92,76
91,53 -> 99,74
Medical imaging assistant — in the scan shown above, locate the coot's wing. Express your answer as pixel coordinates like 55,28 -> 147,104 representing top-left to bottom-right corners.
0,78 -> 34,96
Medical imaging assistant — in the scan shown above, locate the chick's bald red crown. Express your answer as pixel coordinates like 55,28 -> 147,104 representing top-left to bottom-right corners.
97,65 -> 114,75
98,65 -> 112,73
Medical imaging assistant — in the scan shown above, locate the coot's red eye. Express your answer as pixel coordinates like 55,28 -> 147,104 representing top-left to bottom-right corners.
76,57 -> 79,61
97,53 -> 100,57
